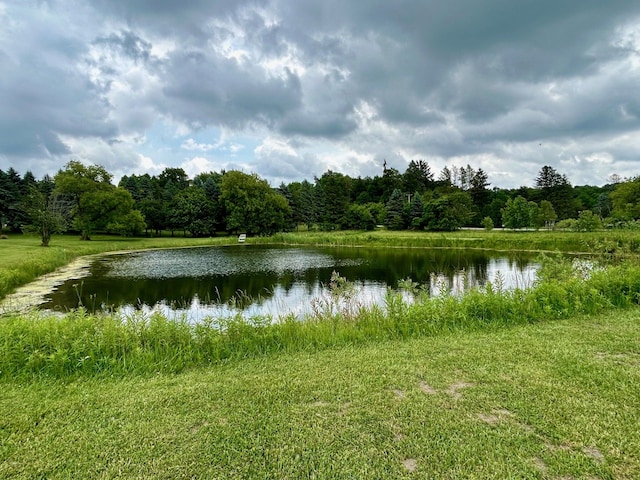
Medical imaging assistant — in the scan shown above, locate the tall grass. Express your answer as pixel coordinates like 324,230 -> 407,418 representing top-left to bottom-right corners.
3,255 -> 640,379
260,229 -> 640,255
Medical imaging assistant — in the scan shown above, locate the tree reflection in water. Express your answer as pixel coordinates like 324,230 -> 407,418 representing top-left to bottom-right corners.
41,245 -> 540,322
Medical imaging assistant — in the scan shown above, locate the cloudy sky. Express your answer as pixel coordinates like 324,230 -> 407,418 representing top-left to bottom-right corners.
1,0 -> 640,188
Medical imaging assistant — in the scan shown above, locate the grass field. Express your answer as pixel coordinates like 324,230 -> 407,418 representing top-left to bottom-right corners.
1,230 -> 640,478
1,309 -> 639,478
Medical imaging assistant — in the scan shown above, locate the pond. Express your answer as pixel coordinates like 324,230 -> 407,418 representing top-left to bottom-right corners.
40,245 -> 540,321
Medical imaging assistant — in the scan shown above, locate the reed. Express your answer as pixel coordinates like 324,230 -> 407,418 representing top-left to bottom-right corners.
258,229 -> 640,256
2,255 -> 640,379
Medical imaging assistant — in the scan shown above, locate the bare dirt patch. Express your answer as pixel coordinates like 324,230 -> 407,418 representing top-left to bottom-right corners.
392,389 -> 406,399
583,446 -> 605,463
402,458 -> 418,472
445,382 -> 475,399
418,381 -> 437,395
477,409 -> 513,425
532,457 -> 548,473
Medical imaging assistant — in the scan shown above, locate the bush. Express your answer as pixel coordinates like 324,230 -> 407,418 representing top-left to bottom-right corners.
481,216 -> 494,231
555,219 -> 578,231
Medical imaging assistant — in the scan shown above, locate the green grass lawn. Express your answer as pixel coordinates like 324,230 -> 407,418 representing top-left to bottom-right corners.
2,309 -> 639,479
2,230 -> 640,478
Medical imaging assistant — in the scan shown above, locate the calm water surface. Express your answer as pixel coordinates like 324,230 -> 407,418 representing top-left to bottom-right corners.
40,245 -> 539,321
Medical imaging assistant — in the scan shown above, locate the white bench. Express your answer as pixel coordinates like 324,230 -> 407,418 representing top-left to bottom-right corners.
238,234 -> 247,243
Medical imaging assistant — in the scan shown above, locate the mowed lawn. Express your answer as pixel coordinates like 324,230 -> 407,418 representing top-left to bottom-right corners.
1,309 -> 639,479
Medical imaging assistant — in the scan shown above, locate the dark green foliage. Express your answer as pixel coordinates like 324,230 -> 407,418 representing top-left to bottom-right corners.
54,161 -> 143,240
610,178 -> 640,220
408,192 -> 424,229
501,196 -> 534,229
220,171 -> 291,235
0,168 -> 27,232
286,180 -> 316,230
342,204 -> 375,230
385,188 -> 406,230
402,160 -> 433,194
21,186 -> 69,246
536,200 -> 557,229
380,166 -> 403,204
315,171 -> 351,229
534,165 -> 577,219
422,191 -> 473,231
574,210 -> 603,232
5,161 -> 640,239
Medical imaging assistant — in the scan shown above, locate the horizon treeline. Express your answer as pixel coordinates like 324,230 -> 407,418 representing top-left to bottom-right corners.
1,160 -> 639,240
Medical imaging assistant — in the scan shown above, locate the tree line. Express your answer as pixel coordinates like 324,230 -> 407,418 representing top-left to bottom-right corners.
1,159 -> 639,245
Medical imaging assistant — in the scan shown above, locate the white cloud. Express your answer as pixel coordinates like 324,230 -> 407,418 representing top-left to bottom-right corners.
2,1 -> 640,189
181,138 -> 220,152
180,157 -> 219,178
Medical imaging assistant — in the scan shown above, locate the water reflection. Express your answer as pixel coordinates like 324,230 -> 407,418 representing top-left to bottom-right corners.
40,245 -> 539,321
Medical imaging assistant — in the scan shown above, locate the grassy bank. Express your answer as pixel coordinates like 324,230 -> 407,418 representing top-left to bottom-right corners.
2,256 -> 640,379
2,308 -> 639,478
259,229 -> 640,255
1,229 -> 638,301
2,231 -> 640,477
0,234 -> 237,300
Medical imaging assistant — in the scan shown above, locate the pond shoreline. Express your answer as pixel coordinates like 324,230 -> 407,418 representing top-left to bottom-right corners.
1,255 -> 98,313
0,244 -> 234,314
10,244 -> 540,321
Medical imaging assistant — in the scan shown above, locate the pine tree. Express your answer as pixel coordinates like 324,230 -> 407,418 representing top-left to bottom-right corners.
385,188 -> 406,230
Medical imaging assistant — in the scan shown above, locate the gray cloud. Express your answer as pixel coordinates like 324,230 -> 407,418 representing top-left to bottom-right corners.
157,50 -> 302,130
1,0 -> 640,187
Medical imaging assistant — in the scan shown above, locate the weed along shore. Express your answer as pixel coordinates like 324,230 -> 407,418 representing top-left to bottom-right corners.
1,230 -> 640,477
1,255 -> 96,313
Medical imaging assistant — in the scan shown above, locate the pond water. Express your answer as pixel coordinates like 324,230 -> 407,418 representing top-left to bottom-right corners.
40,245 -> 540,321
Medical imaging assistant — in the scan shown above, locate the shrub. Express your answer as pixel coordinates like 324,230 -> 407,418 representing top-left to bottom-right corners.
481,216 -> 494,231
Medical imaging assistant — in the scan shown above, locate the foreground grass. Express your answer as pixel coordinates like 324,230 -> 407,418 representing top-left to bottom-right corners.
1,309 -> 639,479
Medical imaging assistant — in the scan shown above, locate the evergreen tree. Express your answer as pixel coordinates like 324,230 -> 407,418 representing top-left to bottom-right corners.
1,168 -> 24,231
408,192 -> 424,229
534,166 -> 577,219
403,160 -> 433,194
315,171 -> 351,229
288,180 -> 316,230
385,188 -> 406,230
469,168 -> 491,223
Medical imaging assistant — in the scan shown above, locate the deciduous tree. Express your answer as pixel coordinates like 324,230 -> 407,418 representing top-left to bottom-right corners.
501,196 -> 534,230
22,186 -> 69,246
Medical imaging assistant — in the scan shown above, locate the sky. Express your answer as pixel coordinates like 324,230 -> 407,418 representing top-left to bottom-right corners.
1,0 -> 640,189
